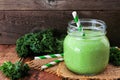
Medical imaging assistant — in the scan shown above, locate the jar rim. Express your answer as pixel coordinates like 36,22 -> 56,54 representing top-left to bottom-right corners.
68,18 -> 106,28
67,18 -> 107,37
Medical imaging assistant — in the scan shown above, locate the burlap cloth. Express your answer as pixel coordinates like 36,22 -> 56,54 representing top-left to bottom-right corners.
27,59 -> 120,80
57,62 -> 120,80
26,58 -> 60,74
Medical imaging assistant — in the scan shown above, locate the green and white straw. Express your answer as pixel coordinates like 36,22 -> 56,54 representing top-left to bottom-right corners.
34,54 -> 63,60
40,58 -> 64,70
72,11 -> 82,31
72,11 -> 85,36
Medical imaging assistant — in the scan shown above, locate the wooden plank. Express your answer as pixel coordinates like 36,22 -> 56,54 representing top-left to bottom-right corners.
0,0 -> 120,10
0,11 -> 120,46
0,32 -> 21,44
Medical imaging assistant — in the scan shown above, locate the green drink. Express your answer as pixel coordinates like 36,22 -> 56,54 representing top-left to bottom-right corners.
64,19 -> 110,75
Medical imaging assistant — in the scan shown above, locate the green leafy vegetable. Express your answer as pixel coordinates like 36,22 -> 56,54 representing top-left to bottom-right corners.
109,47 -> 120,66
0,61 -> 30,80
16,29 -> 65,58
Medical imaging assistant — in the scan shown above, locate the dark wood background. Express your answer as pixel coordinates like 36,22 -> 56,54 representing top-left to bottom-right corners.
0,0 -> 120,47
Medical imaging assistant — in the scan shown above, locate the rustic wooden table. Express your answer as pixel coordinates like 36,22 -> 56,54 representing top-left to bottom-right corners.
0,1 -> 120,79
0,45 -> 61,80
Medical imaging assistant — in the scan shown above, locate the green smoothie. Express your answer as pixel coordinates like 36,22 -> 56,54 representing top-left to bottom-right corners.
64,30 -> 110,75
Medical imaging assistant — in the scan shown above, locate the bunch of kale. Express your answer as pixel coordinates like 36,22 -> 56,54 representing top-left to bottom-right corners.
0,61 -> 30,80
16,29 -> 65,58
110,47 -> 120,66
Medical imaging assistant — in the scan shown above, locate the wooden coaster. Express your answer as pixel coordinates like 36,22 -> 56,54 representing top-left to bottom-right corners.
57,62 -> 120,80
26,58 -> 60,75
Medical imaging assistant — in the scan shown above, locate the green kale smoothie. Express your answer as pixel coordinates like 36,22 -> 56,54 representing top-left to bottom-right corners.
64,19 -> 110,75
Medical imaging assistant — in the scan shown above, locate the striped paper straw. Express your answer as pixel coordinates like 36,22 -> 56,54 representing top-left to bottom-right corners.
41,58 -> 64,70
72,11 -> 85,36
72,11 -> 82,31
34,54 -> 63,60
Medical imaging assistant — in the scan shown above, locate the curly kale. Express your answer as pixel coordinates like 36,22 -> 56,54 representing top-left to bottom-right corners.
39,29 -> 55,53
16,33 -> 36,57
109,47 -> 120,66
16,29 -> 65,58
54,37 -> 64,54
0,61 -> 30,80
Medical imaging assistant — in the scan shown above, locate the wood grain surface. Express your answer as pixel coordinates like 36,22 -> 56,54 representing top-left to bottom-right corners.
0,45 -> 61,80
0,0 -> 120,46
0,0 -> 120,10
0,11 -> 120,47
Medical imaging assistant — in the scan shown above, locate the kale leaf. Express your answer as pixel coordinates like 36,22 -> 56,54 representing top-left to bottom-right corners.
109,47 -> 120,66
0,61 -> 30,80
16,29 -> 65,58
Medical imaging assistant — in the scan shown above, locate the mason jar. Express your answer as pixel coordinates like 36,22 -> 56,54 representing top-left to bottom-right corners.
64,19 -> 110,75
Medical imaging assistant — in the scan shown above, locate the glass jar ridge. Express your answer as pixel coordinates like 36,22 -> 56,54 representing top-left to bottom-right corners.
68,19 -> 107,37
